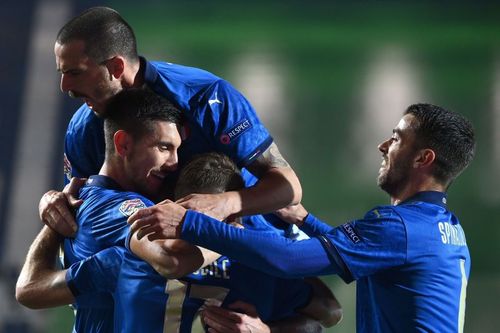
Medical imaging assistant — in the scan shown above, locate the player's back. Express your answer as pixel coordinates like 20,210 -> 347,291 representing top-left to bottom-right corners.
64,60 -> 272,185
145,60 -> 272,170
356,199 -> 470,333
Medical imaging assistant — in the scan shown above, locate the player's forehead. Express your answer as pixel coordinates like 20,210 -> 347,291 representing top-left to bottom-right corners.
54,39 -> 90,70
142,121 -> 181,145
393,114 -> 417,137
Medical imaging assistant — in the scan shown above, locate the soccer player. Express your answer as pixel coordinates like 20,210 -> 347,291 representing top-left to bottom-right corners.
130,103 -> 475,333
39,6 -> 302,236
17,154 -> 342,333
21,87 -> 184,333
109,153 -> 340,332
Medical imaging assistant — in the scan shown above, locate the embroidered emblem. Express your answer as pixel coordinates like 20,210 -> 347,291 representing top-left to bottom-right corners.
119,198 -> 147,217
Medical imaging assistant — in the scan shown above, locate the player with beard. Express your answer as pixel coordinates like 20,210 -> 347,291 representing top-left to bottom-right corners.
130,103 -> 475,333
39,6 -> 302,237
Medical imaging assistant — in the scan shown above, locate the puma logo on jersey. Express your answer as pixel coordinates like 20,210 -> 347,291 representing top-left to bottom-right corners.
208,92 -> 222,106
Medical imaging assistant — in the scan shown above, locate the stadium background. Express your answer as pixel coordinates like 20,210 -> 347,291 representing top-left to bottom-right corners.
0,0 -> 499,332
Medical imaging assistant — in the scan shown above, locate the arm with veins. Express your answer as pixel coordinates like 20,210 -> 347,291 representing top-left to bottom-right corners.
16,226 -> 74,309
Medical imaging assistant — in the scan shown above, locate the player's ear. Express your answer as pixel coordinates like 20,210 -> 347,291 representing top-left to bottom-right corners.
105,56 -> 125,80
114,130 -> 132,157
413,148 -> 436,169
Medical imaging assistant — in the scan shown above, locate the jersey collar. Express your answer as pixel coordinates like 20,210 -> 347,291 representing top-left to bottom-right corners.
398,191 -> 448,208
142,56 -> 159,85
86,175 -> 124,191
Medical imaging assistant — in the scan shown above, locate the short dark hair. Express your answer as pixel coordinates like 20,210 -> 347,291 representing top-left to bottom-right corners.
56,7 -> 138,64
405,103 -> 475,186
104,88 -> 182,156
175,153 -> 245,199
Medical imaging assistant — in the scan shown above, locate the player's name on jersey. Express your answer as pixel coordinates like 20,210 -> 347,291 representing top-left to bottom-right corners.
438,222 -> 467,246
192,258 -> 230,279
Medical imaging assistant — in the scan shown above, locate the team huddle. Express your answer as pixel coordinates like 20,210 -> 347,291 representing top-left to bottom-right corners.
15,6 -> 475,333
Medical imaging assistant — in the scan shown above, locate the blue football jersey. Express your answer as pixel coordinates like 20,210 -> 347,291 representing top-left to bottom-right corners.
181,191 -> 470,333
66,214 -> 312,333
64,105 -> 105,182
327,191 -> 470,333
66,246 -> 125,299
64,175 -> 154,333
64,58 -> 272,184
113,215 -> 312,333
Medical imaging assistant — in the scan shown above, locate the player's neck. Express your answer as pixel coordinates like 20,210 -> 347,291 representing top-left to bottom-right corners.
122,60 -> 144,88
99,160 -> 131,192
390,177 -> 445,205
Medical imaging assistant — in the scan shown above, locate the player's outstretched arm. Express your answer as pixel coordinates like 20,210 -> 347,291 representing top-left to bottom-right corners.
129,208 -> 340,278
202,301 -> 323,333
299,277 -> 343,327
175,143 -> 302,221
275,203 -> 334,236
16,226 -> 74,309
129,230 -> 220,278
38,177 -> 86,237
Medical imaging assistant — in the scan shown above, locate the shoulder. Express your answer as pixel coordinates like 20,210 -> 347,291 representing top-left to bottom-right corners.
363,205 -> 404,222
145,60 -> 223,110
78,190 -> 154,245
148,60 -> 248,99
335,205 -> 407,245
115,193 -> 154,217
390,201 -> 446,226
81,187 -> 154,214
149,60 -> 221,86
65,104 -> 104,149
67,104 -> 101,132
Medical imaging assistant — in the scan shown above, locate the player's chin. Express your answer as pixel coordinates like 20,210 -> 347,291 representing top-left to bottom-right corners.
376,172 -> 387,187
89,102 -> 107,116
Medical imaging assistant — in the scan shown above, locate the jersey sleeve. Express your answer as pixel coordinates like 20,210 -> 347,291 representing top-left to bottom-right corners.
181,211 -> 341,278
64,105 -> 105,183
300,213 -> 335,237
65,246 -> 125,296
192,80 -> 273,167
325,207 -> 408,282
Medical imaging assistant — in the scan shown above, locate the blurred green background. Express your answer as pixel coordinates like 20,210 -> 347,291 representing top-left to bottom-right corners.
6,1 -> 500,332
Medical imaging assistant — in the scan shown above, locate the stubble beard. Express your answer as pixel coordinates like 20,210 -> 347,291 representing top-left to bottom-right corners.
377,160 -> 411,198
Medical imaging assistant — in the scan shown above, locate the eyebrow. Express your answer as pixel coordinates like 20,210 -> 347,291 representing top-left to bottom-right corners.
393,128 -> 403,135
158,141 -> 174,147
56,67 -> 70,74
